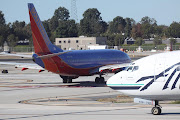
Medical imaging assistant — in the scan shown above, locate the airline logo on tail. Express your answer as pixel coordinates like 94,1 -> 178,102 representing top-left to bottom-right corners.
28,3 -> 62,54
29,5 -> 51,46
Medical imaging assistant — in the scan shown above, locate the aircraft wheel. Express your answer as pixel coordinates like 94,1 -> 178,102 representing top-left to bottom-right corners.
95,77 -> 100,83
2,70 -> 8,74
63,79 -> 68,83
99,77 -> 105,83
67,78 -> 72,83
151,107 -> 161,115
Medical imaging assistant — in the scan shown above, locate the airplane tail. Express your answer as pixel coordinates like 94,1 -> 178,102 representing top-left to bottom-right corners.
28,3 -> 63,55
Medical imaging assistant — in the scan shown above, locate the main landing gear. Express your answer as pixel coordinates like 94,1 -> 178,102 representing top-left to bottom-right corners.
151,100 -> 162,115
60,75 -> 72,83
60,75 -> 105,84
95,74 -> 105,84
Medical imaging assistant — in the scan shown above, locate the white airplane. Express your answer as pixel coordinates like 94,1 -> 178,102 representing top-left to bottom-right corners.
107,50 -> 180,115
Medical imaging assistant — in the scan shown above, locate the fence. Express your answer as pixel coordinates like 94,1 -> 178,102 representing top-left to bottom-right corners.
9,47 -> 34,52
2,45 -> 180,52
110,45 -> 180,51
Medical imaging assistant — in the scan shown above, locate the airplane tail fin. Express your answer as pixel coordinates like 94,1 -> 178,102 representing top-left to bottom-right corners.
28,3 -> 63,54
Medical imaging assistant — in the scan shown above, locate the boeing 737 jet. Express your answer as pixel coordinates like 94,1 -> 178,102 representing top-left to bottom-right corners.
107,50 -> 180,115
0,3 -> 131,84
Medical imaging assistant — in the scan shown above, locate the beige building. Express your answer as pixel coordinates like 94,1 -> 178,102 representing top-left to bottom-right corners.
55,36 -> 107,50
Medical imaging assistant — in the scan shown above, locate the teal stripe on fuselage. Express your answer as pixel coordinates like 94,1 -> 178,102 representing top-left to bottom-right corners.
107,84 -> 144,86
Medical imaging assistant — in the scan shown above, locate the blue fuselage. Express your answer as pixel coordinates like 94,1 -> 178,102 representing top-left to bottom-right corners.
33,49 -> 131,76
60,49 -> 131,69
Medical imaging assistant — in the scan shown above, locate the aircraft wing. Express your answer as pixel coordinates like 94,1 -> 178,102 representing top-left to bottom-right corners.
0,62 -> 45,72
0,52 -> 32,58
90,63 -> 130,74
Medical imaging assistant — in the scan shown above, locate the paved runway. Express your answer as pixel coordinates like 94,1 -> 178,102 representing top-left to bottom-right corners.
0,63 -> 180,120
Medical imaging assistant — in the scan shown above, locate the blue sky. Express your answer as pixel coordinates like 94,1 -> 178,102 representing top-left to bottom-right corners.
0,0 -> 180,25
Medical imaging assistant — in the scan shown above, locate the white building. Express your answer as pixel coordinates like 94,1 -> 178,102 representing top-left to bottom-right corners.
55,36 -> 107,50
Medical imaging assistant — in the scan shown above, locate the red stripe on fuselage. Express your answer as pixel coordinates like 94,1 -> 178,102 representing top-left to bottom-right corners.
50,56 -> 94,76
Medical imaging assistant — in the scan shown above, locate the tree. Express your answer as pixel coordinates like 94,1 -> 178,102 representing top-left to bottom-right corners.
0,11 -> 10,46
135,37 -> 144,46
22,23 -> 33,46
124,18 -> 132,37
169,38 -> 177,45
53,7 -> 70,21
140,16 -> 156,25
131,23 -> 143,39
55,21 -> 68,38
49,7 -> 70,32
49,17 -> 59,32
109,16 -> 126,34
79,8 -> 107,36
0,11 -> 5,25
153,37 -> 162,46
0,35 -> 4,46
0,24 -> 11,46
168,22 -> 180,38
12,21 -> 28,40
114,34 -> 124,46
102,33 -> 115,46
43,20 -> 51,39
154,25 -> 168,38
66,20 -> 78,37
7,34 -> 18,47
140,16 -> 157,38
55,20 -> 78,38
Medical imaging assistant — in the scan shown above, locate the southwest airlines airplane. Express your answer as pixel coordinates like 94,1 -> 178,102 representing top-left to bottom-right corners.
0,3 -> 130,83
107,51 -> 180,115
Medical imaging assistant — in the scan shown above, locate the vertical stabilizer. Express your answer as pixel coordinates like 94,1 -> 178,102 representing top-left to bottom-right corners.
28,3 -> 63,54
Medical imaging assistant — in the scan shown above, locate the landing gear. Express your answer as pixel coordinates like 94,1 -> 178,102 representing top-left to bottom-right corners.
151,100 -> 162,115
95,74 -> 105,84
60,75 -> 73,83
62,78 -> 72,83
2,70 -> 8,74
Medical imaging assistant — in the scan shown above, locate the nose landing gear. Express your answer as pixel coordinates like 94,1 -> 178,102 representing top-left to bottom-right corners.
151,100 -> 162,115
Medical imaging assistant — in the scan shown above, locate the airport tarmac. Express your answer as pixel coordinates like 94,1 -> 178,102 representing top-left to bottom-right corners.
0,60 -> 180,120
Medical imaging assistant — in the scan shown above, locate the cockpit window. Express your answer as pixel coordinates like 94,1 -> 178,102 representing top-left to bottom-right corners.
133,66 -> 139,71
177,66 -> 180,71
127,66 -> 133,72
126,66 -> 139,72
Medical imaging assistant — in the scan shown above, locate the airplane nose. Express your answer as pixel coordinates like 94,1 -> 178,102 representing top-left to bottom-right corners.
106,71 -> 126,87
106,74 -> 118,86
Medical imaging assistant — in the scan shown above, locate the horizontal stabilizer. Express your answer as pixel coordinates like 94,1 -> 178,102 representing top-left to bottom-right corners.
0,52 -> 32,58
37,51 -> 71,59
0,62 -> 44,70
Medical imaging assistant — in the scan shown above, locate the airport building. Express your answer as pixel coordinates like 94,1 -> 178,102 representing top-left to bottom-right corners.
144,38 -> 180,44
55,36 -> 107,50
124,37 -> 135,45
